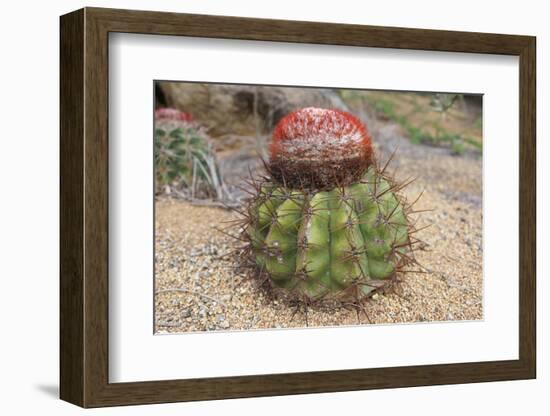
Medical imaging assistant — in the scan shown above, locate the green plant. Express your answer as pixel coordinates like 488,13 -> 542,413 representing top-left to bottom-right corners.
450,136 -> 465,155
154,112 -> 225,199
406,126 -> 426,144
237,108 -> 421,303
429,93 -> 462,116
362,94 -> 481,155
473,116 -> 482,130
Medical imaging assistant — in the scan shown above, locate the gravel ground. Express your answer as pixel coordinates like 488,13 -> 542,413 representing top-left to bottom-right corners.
154,124 -> 482,333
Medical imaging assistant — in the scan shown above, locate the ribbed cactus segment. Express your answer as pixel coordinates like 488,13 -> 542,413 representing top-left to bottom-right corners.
154,121 -> 225,200
155,126 -> 211,187
247,166 -> 409,301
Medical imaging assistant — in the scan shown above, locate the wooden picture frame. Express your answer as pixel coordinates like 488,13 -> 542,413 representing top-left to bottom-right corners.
60,7 -> 536,408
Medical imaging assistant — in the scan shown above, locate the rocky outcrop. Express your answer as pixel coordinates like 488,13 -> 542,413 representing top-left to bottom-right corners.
156,83 -> 349,137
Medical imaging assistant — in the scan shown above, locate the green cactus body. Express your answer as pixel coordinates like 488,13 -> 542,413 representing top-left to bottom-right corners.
248,166 -> 409,300
154,118 -> 223,199
155,126 -> 211,186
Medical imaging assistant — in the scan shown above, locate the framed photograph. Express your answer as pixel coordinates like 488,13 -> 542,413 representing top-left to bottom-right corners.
60,7 -> 536,408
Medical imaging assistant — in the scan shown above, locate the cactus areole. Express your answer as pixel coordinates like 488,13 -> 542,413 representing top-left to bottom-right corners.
241,107 -> 417,303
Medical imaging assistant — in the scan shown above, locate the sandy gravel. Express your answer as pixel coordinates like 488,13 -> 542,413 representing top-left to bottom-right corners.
154,123 -> 483,333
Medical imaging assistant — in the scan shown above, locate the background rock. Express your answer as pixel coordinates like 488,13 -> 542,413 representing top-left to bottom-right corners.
156,82 -> 349,137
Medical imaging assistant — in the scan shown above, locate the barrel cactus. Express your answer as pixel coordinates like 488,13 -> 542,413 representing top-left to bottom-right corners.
240,107 -> 419,303
154,108 -> 224,199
